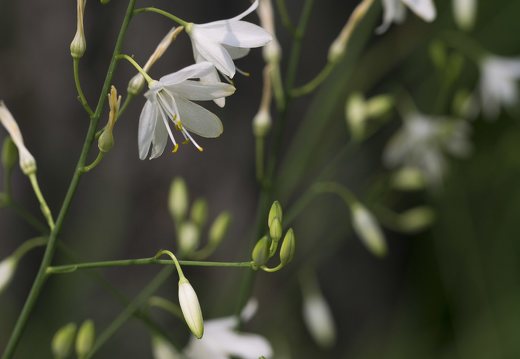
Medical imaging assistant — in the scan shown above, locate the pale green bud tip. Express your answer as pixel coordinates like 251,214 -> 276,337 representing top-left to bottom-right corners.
328,39 -> 345,63
97,130 -> 114,153
252,236 -> 270,267
178,222 -> 200,256
280,229 -> 295,265
127,74 -> 145,96
75,320 -> 95,357
253,110 -> 272,137
178,278 -> 204,339
2,137 -> 18,171
169,178 -> 189,221
190,199 -> 208,227
209,212 -> 231,245
0,257 -> 17,294
70,32 -> 86,59
100,0 -> 110,4
152,336 -> 181,359
52,323 -> 77,359
391,167 -> 426,191
351,203 -> 387,257
268,201 -> 283,227
346,93 -> 366,141
365,96 -> 394,118
399,207 -> 435,233
269,217 -> 282,242
262,40 -> 281,63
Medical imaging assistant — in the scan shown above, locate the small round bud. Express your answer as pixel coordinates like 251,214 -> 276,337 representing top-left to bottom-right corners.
97,129 -> 114,153
75,320 -> 95,358
2,137 -> 18,171
190,199 -> 208,228
178,277 -> 204,339
253,109 -> 272,137
178,222 -> 200,256
70,0 -> 86,59
52,323 -> 77,359
268,201 -> 283,227
453,0 -> 476,31
280,229 -> 295,265
168,178 -> 189,222
351,203 -> 387,257
100,0 -> 110,4
262,40 -> 281,64
269,217 -> 282,242
209,212 -> 231,246
252,236 -> 270,267
0,257 -> 17,294
127,74 -> 146,96
328,39 -> 345,64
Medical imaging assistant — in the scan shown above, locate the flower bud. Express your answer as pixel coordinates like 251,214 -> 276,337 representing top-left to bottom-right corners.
178,277 -> 204,339
365,95 -> 393,118
70,0 -> 87,59
346,93 -> 366,141
98,86 -> 120,153
168,178 -> 189,222
252,236 -> 270,267
97,130 -> 114,153
252,109 -> 272,137
2,137 -> 18,172
52,323 -> 77,359
263,40 -> 281,64
453,0 -> 476,31
328,39 -> 346,64
302,286 -> 336,348
398,206 -> 435,233
0,257 -> 17,294
75,320 -> 95,358
351,203 -> 387,257
209,212 -> 231,246
268,201 -> 283,227
279,229 -> 295,265
178,222 -> 200,257
127,74 -> 146,96
269,217 -> 282,242
391,167 -> 426,191
190,199 -> 208,228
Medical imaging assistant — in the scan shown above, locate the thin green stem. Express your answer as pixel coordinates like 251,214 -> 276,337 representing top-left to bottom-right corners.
134,7 -> 188,27
1,1 -> 136,357
261,263 -> 284,273
73,58 -> 94,117
28,173 -> 55,230
81,152 -> 105,173
117,54 -> 154,84
148,296 -> 184,319
275,0 -> 296,35
12,237 -> 47,261
255,136 -> 264,182
291,62 -> 334,97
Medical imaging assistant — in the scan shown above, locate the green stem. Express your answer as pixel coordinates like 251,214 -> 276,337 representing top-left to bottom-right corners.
12,237 -> 47,261
3,166 -> 13,198
148,296 -> 184,319
134,7 -> 188,27
95,94 -> 134,140
1,1 -> 136,357
117,54 -> 154,84
28,173 -> 55,230
46,257 -> 253,274
275,0 -> 296,35
261,263 -> 284,273
73,58 -> 94,117
291,62 -> 334,97
255,136 -> 264,182
81,152 -> 105,173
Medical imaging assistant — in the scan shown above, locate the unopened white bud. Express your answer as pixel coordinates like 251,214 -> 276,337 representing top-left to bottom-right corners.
328,39 -> 346,64
0,257 -> 16,294
302,288 -> 336,348
127,74 -> 146,96
168,178 -> 189,222
263,40 -> 281,64
365,95 -> 393,118
351,203 -> 387,257
70,0 -> 87,59
178,222 -> 200,256
178,277 -> 204,339
253,109 -> 272,137
151,336 -> 182,359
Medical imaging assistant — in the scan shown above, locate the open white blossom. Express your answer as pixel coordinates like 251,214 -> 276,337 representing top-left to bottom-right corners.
377,0 -> 436,34
384,113 -> 472,184
0,257 -> 16,294
479,55 -> 520,119
0,101 -> 36,175
138,62 -> 235,160
185,0 -> 272,107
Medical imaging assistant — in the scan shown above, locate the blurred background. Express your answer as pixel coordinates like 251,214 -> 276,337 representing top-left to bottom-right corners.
2,0 -> 520,358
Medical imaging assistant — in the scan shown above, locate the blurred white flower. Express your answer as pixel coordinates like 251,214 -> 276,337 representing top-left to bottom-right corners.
351,203 -> 387,257
0,257 -> 16,294
138,62 -> 235,159
479,55 -> 520,118
384,113 -> 472,184
302,285 -> 336,348
377,0 -> 436,34
453,0 -> 477,31
152,336 -> 183,359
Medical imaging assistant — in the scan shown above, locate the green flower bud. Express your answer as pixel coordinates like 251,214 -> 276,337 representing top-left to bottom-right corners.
268,201 -> 283,227
178,222 -> 200,257
346,93 -> 366,141
75,320 -> 95,358
178,277 -> 204,339
252,236 -> 270,267
52,323 -> 77,359
269,217 -> 282,242
398,207 -> 435,233
351,203 -> 387,257
100,0 -> 110,4
280,229 -> 295,265
190,198 -> 208,228
2,137 -> 18,171
70,0 -> 86,59
209,212 -> 231,246
168,178 -> 189,222
391,167 -> 426,191
97,130 -> 114,153
365,95 -> 393,118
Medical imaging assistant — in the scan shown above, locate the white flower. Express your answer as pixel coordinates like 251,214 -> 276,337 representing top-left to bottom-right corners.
183,299 -> 272,359
138,62 -> 235,159
0,257 -> 17,294
377,0 -> 436,34
0,101 -> 36,175
186,0 -> 272,107
178,277 -> 204,339
479,55 -> 520,118
351,203 -> 387,257
453,0 -> 477,31
302,289 -> 336,348
384,113 -> 471,184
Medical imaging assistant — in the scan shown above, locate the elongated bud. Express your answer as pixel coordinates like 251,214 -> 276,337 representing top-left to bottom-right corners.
453,0 -> 476,31
269,217 -> 282,242
252,236 -> 270,267
178,222 -> 200,256
365,95 -> 393,118
52,323 -> 77,359
391,167 -> 426,191
0,257 -> 17,294
351,203 -> 387,257
268,201 -> 283,227
398,207 -> 435,233
75,320 -> 95,358
190,199 -> 208,228
2,137 -> 17,171
178,277 -> 204,339
280,229 -> 295,265
70,0 -> 86,59
98,86 -> 120,153
302,281 -> 336,348
168,178 -> 189,222
208,212 -> 231,246
346,93 -> 366,141
0,101 -> 36,175
258,0 -> 281,63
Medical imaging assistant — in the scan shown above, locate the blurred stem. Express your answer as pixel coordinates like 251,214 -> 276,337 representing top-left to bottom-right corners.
73,58 -> 94,117
291,62 -> 335,97
134,7 -> 188,27
148,296 -> 184,319
1,1 -> 136,357
3,166 -> 13,198
12,237 -> 47,261
81,152 -> 105,173
28,173 -> 55,230
275,0 -> 296,35
5,199 -> 48,234
255,136 -> 265,182
441,30 -> 487,62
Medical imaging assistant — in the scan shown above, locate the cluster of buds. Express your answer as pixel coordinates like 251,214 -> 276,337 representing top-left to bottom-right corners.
51,320 -> 95,359
168,177 -> 231,259
251,201 -> 296,271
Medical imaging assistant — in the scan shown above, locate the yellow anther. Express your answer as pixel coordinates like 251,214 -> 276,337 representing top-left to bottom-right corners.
197,147 -> 204,152
182,139 -> 190,145
172,144 -> 179,153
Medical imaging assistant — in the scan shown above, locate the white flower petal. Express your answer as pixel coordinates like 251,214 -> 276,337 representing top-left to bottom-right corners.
166,80 -> 235,102
402,0 -> 436,22
376,0 -> 406,33
198,0 -> 260,26
203,21 -> 272,48
223,45 -> 251,60
149,110 -> 169,159
192,34 -> 236,77
176,98 -> 223,138
198,64 -> 227,108
138,100 -> 158,160
159,62 -> 215,86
